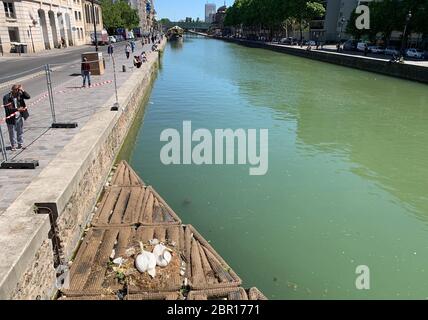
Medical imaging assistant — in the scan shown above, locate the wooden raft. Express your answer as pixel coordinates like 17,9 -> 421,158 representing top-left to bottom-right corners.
60,161 -> 266,300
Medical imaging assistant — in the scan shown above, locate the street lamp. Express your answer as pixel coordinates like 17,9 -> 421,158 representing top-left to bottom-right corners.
28,19 -> 37,53
338,17 -> 346,41
400,11 -> 412,59
91,0 -> 98,52
28,25 -> 35,53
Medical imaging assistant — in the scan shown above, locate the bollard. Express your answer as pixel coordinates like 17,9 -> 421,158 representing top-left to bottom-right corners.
111,56 -> 120,111
122,65 -> 126,72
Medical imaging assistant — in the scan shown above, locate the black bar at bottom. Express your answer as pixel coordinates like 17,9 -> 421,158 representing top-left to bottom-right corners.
111,102 -> 120,111
1,160 -> 39,169
52,123 -> 78,129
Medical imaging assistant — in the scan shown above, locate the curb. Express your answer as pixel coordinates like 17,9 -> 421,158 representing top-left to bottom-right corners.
0,64 -> 74,91
0,70 -> 45,91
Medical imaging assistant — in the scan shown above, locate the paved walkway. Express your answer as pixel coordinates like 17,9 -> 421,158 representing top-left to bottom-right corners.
0,44 -> 93,61
0,41 -> 158,214
271,43 -> 428,67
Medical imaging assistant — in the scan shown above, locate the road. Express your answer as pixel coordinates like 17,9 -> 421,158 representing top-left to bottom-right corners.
0,41 -> 130,85
0,41 -> 132,101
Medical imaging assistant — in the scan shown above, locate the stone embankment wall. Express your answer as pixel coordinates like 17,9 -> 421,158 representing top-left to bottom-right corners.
0,40 -> 166,300
217,37 -> 428,84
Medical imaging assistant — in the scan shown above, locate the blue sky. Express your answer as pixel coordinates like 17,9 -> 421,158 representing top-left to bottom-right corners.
155,0 -> 233,21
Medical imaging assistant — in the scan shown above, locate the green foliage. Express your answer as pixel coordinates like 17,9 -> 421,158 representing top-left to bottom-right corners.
225,0 -> 428,43
224,0 -> 325,40
346,0 -> 428,42
224,0 -> 324,28
101,0 -> 140,33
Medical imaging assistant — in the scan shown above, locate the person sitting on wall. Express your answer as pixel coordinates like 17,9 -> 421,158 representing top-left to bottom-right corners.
133,55 -> 142,68
140,51 -> 147,62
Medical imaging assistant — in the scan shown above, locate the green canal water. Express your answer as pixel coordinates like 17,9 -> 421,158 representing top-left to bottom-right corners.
126,36 -> 428,299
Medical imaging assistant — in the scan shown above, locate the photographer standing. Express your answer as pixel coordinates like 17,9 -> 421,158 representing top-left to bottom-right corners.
81,57 -> 91,88
2,84 -> 30,151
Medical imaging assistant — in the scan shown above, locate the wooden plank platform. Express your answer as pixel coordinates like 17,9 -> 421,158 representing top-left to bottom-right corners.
110,161 -> 145,187
62,228 -> 127,296
58,161 -> 266,300
91,186 -> 182,227
58,295 -> 119,300
248,287 -> 268,300
183,225 -> 242,290
126,292 -> 182,300
62,226 -> 184,296
187,287 -> 248,300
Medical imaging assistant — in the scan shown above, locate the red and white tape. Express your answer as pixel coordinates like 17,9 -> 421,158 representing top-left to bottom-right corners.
0,80 -> 113,124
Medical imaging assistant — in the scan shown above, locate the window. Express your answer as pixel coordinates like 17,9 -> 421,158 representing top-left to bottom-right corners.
3,1 -> 15,19
95,7 -> 99,24
8,27 -> 20,42
75,11 -> 78,20
85,5 -> 90,23
78,12 -> 81,21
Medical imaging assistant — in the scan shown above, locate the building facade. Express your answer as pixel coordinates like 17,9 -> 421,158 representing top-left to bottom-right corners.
82,0 -> 103,44
72,0 -> 85,46
128,0 -> 155,35
209,5 -> 226,35
0,0 -> 101,54
323,0 -> 362,42
205,3 -> 215,23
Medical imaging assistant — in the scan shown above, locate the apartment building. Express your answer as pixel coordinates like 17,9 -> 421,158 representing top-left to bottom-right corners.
82,0 -> 103,44
0,0 -> 100,54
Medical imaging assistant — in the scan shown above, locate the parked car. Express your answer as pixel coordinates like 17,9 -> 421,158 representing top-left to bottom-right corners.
91,30 -> 109,45
343,40 -> 358,51
305,40 -> 316,46
384,46 -> 400,56
280,37 -> 298,45
368,45 -> 384,54
108,36 -> 117,43
113,35 -> 125,42
357,41 -> 370,52
406,48 -> 424,59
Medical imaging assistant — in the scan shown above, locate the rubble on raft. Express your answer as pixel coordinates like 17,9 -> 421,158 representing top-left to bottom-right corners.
59,161 -> 267,300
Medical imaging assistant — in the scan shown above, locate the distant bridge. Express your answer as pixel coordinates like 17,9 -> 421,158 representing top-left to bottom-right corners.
163,21 -> 211,32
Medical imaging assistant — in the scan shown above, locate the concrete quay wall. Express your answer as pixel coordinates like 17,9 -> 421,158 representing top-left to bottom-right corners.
217,37 -> 428,84
0,40 -> 166,299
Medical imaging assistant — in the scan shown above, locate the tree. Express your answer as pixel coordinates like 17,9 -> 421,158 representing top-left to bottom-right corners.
289,0 -> 326,41
159,18 -> 171,25
224,0 -> 324,41
116,0 -> 139,29
100,0 -> 123,34
101,0 -> 139,34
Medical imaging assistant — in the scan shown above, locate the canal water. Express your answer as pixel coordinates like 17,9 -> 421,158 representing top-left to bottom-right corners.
126,36 -> 428,299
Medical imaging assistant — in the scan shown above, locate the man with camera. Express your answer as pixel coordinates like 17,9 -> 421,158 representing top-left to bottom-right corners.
2,84 -> 30,151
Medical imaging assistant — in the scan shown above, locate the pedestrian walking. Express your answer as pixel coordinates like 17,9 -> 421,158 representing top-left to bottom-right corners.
2,84 -> 30,151
81,57 -> 91,88
125,42 -> 131,59
131,40 -> 135,53
141,51 -> 147,62
108,43 -> 114,57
